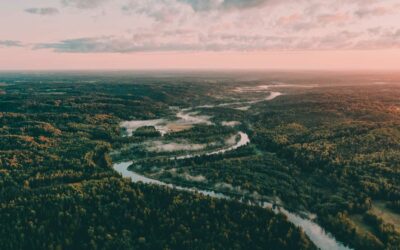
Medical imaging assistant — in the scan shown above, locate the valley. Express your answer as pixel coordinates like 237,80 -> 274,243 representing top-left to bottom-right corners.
0,71 -> 399,249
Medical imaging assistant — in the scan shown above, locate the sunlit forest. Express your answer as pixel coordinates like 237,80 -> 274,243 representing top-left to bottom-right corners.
0,71 -> 399,250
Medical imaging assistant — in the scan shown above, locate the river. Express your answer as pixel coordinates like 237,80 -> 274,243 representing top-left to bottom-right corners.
174,132 -> 249,160
113,161 -> 351,250
114,86 -> 352,250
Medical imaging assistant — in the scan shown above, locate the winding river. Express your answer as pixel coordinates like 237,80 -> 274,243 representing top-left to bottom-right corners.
114,86 -> 352,250
174,132 -> 249,160
113,131 -> 351,250
114,160 -> 351,250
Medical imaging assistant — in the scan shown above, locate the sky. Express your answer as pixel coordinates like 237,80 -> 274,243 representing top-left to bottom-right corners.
1,0 -> 400,70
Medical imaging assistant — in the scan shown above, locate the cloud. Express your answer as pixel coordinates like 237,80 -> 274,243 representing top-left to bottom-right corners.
61,0 -> 110,9
0,40 -> 23,48
25,7 -> 59,16
353,28 -> 400,49
367,27 -> 382,35
35,27 -> 400,54
122,0 -> 188,23
19,0 -> 400,54
275,12 -> 350,31
177,0 -> 220,11
36,36 -> 203,53
355,6 -> 391,18
221,0 -> 272,9
276,14 -> 302,26
317,13 -> 350,24
178,0 -> 273,11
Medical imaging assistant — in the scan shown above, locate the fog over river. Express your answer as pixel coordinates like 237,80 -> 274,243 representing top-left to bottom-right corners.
114,85 -> 352,250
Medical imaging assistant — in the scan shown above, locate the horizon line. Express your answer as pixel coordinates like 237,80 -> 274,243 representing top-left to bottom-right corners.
1,68 -> 400,73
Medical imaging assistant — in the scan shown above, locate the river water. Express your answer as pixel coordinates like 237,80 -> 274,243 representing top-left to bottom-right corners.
113,161 -> 351,250
113,86 -> 352,250
174,132 -> 249,160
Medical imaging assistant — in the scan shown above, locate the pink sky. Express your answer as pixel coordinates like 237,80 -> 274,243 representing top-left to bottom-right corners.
1,0 -> 400,70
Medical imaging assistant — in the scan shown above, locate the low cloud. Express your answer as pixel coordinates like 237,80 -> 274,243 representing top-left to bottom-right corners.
0,40 -> 23,48
35,28 -> 400,54
354,29 -> 400,49
25,7 -> 59,16
61,0 -> 110,9
36,36 -> 216,53
355,6 -> 391,18
276,14 -> 303,26
178,0 -> 273,11
317,13 -> 350,24
275,12 -> 350,31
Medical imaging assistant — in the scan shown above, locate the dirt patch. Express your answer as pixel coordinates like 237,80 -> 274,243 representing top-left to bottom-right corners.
166,123 -> 193,132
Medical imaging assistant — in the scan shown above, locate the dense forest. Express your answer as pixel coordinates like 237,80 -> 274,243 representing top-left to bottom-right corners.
0,72 -> 314,250
1,71 -> 399,249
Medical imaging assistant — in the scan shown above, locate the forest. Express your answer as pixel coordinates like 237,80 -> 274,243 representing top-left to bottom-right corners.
0,71 -> 399,249
0,72 -> 314,250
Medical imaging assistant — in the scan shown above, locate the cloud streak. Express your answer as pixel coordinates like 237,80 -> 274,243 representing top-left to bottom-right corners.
0,40 -> 23,48
354,6 -> 391,18
35,28 -> 400,53
178,0 -> 273,11
61,0 -> 110,9
25,7 -> 59,16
